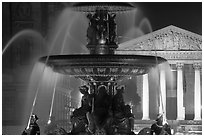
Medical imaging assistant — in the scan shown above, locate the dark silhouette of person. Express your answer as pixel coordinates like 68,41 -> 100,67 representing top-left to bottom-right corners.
151,114 -> 171,135
22,114 -> 40,135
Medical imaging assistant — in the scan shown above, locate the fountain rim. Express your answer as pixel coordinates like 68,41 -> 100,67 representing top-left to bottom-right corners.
39,54 -> 167,81
71,2 -> 135,13
39,54 -> 167,63
39,54 -> 167,69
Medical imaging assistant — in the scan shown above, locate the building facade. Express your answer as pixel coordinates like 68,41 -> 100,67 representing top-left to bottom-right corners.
117,25 -> 202,121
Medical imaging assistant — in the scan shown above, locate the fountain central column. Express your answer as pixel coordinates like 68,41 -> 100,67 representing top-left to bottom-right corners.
86,9 -> 118,55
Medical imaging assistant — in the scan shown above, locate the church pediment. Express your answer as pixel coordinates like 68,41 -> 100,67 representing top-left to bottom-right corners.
118,25 -> 202,51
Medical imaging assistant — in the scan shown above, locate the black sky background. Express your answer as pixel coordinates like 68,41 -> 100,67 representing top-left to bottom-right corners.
133,2 -> 202,35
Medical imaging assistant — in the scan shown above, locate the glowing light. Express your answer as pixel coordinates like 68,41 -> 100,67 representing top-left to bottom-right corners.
47,118 -> 51,124
99,38 -> 106,44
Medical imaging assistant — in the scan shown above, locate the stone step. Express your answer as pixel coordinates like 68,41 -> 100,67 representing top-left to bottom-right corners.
177,124 -> 202,135
133,120 -> 202,135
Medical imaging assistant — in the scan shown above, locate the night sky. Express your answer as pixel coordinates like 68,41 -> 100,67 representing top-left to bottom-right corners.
133,2 -> 202,35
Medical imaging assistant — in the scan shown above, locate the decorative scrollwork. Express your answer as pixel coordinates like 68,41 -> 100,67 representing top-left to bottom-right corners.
110,68 -> 118,73
97,68 -> 106,74
85,68 -> 94,73
121,68 -> 129,73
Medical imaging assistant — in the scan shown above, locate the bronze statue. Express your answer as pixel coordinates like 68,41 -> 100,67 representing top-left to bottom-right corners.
22,114 -> 40,135
151,114 -> 172,135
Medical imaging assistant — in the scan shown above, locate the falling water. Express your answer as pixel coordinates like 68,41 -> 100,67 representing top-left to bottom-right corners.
25,63 -> 56,125
47,73 -> 58,124
2,29 -> 45,55
46,8 -> 88,55
25,9 -> 81,122
118,8 -> 152,44
22,7 -> 89,129
60,13 -> 86,54
139,17 -> 153,34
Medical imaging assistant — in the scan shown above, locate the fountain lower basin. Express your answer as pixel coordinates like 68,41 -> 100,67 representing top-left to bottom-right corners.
39,54 -> 166,82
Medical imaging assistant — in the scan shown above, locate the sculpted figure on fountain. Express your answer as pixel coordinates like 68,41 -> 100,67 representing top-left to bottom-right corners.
108,13 -> 117,44
150,114 -> 171,135
87,9 -> 117,47
70,85 -> 94,134
111,85 -> 135,134
22,114 -> 40,135
87,13 -> 98,45
69,84 -> 135,135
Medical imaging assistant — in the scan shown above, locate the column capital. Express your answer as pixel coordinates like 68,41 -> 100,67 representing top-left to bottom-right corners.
193,63 -> 202,70
176,62 -> 184,69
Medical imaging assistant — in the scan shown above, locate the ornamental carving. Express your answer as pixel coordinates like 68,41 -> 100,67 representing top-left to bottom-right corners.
110,68 -> 118,73
97,68 -> 106,74
131,68 -> 138,73
85,68 -> 94,73
193,63 -> 202,70
118,25 -> 202,51
121,68 -> 129,73
176,63 -> 184,69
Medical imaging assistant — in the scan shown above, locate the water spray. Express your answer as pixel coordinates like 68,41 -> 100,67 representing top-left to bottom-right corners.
2,29 -> 45,55
47,73 -> 58,124
152,36 -> 167,124
25,19 -> 69,129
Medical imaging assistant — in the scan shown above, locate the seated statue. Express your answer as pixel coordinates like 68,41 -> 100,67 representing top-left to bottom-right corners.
70,84 -> 135,135
22,114 -> 40,135
70,85 -> 93,134
89,86 -> 112,134
112,85 -> 126,118
111,85 -> 135,135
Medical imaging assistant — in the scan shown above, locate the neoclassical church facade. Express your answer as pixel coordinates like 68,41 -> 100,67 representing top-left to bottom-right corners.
117,25 -> 202,121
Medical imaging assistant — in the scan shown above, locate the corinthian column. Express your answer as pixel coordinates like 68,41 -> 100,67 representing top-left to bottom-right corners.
193,63 -> 202,120
142,74 -> 150,120
159,69 -> 166,118
176,63 -> 185,120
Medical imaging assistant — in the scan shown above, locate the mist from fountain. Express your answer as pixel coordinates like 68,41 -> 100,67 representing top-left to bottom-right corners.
21,8 -> 89,129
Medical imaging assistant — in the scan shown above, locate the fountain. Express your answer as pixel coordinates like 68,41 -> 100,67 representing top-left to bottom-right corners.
39,2 -> 167,135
